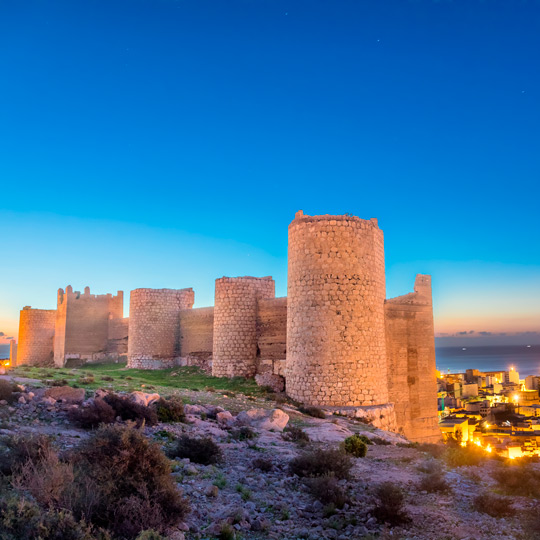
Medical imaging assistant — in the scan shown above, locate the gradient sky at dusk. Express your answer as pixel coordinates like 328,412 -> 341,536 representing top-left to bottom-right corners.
1,0 -> 539,347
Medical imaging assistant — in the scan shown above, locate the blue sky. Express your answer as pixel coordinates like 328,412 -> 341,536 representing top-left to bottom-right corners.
1,0 -> 539,346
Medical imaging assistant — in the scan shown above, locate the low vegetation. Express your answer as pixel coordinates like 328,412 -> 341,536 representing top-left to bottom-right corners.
0,379 -> 18,403
372,482 -> 410,526
491,464 -> 540,498
154,397 -> 185,423
0,425 -> 189,539
304,474 -> 347,508
472,492 -> 516,517
341,434 -> 368,457
298,405 -> 326,419
289,448 -> 352,479
167,434 -> 223,465
281,425 -> 310,445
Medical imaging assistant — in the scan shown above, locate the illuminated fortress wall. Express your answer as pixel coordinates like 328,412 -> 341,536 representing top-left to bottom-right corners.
17,307 -> 56,366
385,275 -> 441,443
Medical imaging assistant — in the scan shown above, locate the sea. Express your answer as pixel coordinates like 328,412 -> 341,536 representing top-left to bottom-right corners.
2,343 -> 539,377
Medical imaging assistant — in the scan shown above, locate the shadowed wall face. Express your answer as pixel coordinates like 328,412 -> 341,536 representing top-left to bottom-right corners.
385,275 -> 441,443
212,276 -> 275,378
127,287 -> 194,369
286,212 -> 388,406
17,307 -> 56,366
54,286 -> 124,367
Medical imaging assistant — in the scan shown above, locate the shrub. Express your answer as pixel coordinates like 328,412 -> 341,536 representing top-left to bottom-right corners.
12,447 -> 74,508
252,457 -> 273,472
473,492 -> 515,517
372,482 -> 410,526
299,406 -> 326,419
167,434 -> 223,465
73,425 -> 189,538
0,433 -> 52,475
341,434 -> 368,457
0,380 -> 17,403
289,448 -> 352,479
444,444 -> 485,467
68,400 -> 116,429
282,426 -> 310,445
78,376 -> 95,385
154,397 -> 185,423
492,464 -> 540,498
100,376 -> 114,382
231,426 -> 257,441
304,475 -> 347,508
135,532 -> 165,540
418,471 -> 451,493
0,497 -> 102,540
417,442 -> 446,458
50,379 -> 69,386
103,394 -> 158,427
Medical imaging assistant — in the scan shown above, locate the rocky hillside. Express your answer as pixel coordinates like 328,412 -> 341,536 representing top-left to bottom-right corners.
0,370 -> 538,540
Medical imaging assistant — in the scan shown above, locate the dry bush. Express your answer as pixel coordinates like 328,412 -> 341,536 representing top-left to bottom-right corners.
68,400 -> 116,429
299,406 -> 326,419
252,457 -> 273,472
418,471 -> 451,493
0,497 -> 101,540
417,442 -> 446,459
281,426 -> 310,445
103,394 -> 158,427
12,447 -> 74,508
304,474 -> 347,508
444,444 -> 485,467
372,482 -> 410,526
492,464 -> 540,498
341,434 -> 368,457
472,492 -> 515,517
135,531 -> 165,540
73,425 -> 189,538
289,448 -> 352,479
154,397 -> 185,423
167,434 -> 223,465
0,433 -> 52,475
0,380 -> 18,403
78,376 -> 95,385
230,426 -> 257,441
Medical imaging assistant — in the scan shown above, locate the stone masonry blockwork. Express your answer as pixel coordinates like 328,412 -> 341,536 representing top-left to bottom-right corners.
17,307 -> 56,366
212,277 -> 275,377
286,211 -> 389,406
127,288 -> 194,369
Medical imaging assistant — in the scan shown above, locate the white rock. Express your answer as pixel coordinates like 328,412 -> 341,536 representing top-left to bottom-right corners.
236,408 -> 289,431
216,410 -> 234,426
130,391 -> 160,407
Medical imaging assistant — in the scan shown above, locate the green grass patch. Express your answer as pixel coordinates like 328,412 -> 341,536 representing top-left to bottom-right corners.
9,363 -> 265,396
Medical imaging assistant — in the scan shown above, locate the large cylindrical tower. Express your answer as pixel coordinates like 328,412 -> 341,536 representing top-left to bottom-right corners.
286,211 -> 388,406
17,307 -> 56,366
212,276 -> 275,378
127,288 -> 194,369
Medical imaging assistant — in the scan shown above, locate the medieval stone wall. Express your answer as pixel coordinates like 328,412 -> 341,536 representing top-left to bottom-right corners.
385,275 -> 441,443
256,297 -> 287,375
286,211 -> 389,406
107,317 -> 129,356
9,340 -> 17,366
212,276 -> 275,377
179,307 -> 214,357
17,307 -> 56,366
127,288 -> 194,369
54,286 -> 124,366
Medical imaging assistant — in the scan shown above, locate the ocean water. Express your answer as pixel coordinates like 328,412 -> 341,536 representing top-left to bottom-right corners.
0,344 -> 9,359
436,345 -> 540,378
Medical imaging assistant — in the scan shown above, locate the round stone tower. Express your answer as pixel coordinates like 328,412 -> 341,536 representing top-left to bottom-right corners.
17,307 -> 56,366
212,276 -> 275,378
127,288 -> 194,369
286,211 -> 389,406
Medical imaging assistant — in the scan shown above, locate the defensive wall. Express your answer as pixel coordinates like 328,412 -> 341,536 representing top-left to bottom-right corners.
9,340 -> 17,366
54,286 -> 125,367
13,211 -> 440,442
385,275 -> 441,443
17,307 -> 56,366
127,288 -> 194,369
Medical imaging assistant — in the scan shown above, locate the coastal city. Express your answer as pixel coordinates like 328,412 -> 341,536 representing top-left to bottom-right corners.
439,364 -> 540,458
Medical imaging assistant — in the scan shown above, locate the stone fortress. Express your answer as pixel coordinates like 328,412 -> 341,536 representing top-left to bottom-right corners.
11,211 -> 440,443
